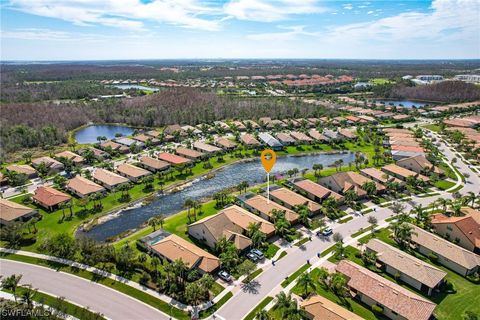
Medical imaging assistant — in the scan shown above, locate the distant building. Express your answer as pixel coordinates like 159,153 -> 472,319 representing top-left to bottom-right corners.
415,75 -> 443,82
454,74 -> 480,83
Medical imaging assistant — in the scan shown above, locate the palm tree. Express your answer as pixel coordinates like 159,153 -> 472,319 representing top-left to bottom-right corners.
294,204 -> 310,227
391,221 -> 415,248
184,198 -> 194,222
1,274 -> 22,302
297,272 -> 315,298
274,216 -> 291,237
464,191 -> 477,208
312,163 -> 323,177
317,267 -> 330,288
330,272 -> 348,297
255,309 -> 271,320
148,217 -> 159,231
20,285 -> 37,308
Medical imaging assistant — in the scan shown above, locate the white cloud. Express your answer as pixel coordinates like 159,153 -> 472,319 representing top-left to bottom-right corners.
6,0 -> 223,31
224,0 -> 326,22
367,10 -> 374,14
343,3 -> 353,10
247,25 -> 317,41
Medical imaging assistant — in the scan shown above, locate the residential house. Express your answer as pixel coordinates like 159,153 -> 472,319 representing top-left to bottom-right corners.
318,172 -> 385,198
55,150 -> 84,166
238,193 -> 299,224
360,168 -> 403,186
157,153 -> 191,165
0,199 -> 39,226
193,141 -> 222,154
243,120 -> 260,130
269,185 -> 322,215
31,157 -> 64,174
139,156 -> 170,172
381,164 -> 429,182
116,163 -> 152,182
66,176 -> 106,198
301,295 -> 363,320
215,137 -> 237,150
32,186 -> 71,211
100,140 -> 130,154
93,168 -> 130,190
132,134 -> 160,146
240,133 -> 261,147
115,137 -> 144,149
431,214 -> 480,253
79,147 -> 109,160
231,121 -> 246,131
291,178 -> 344,203
290,131 -> 314,144
276,133 -> 296,146
258,132 -> 283,151
6,164 -> 37,178
181,125 -> 202,135
365,239 -> 447,296
396,155 -> 443,176
323,129 -> 341,141
163,124 -> 183,136
336,260 -> 437,320
176,147 -> 205,160
188,205 -> 274,251
150,234 -> 220,274
338,128 -> 357,140
307,129 -> 328,142
409,224 -> 480,276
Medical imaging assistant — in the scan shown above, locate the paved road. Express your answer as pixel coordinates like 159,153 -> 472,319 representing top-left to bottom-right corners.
0,259 -> 170,320
216,130 -> 478,320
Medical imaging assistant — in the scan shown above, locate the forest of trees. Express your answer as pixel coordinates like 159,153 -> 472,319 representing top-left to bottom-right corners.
0,88 -> 336,159
373,80 -> 480,103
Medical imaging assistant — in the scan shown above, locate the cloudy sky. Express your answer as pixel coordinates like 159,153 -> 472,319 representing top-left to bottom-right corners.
1,0 -> 479,60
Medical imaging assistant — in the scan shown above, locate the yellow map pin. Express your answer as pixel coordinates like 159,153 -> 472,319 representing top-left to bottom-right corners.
261,149 -> 277,173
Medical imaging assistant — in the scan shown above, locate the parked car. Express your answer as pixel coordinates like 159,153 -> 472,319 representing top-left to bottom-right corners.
246,252 -> 259,262
250,249 -> 264,260
218,270 -> 232,282
320,227 -> 333,236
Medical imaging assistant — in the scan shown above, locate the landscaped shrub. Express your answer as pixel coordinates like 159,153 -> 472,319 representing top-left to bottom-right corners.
371,304 -> 383,314
428,252 -> 439,262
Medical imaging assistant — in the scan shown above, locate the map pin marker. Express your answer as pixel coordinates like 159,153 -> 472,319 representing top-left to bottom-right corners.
261,149 -> 276,203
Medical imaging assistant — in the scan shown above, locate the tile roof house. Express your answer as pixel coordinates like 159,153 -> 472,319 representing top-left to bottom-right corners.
318,172 -> 385,197
132,134 -> 160,145
365,239 -> 447,296
176,147 -> 205,160
258,133 -> 283,150
336,260 -> 437,320
31,157 -> 64,174
301,295 -> 363,320
276,133 -> 296,145
240,133 -> 261,147
307,129 -> 328,142
269,185 -> 322,215
292,178 -> 344,203
139,156 -> 170,172
163,124 -> 183,135
360,167 -> 402,185
189,205 -> 274,250
6,164 -> 37,178
396,155 -> 443,176
193,141 -> 223,154
231,121 -> 246,131
461,207 -> 480,224
215,137 -> 237,150
338,128 -> 357,140
323,129 -> 341,141
55,150 -> 85,165
290,131 -> 314,144
238,193 -> 299,224
381,164 -> 429,182
157,152 -> 191,165
93,168 -> 130,190
409,224 -> 480,276
66,176 -> 106,198
0,199 -> 39,226
100,140 -> 130,154
431,214 -> 480,253
81,147 -> 109,160
150,234 -> 220,274
243,120 -> 260,129
32,186 -> 71,211
116,163 -> 152,182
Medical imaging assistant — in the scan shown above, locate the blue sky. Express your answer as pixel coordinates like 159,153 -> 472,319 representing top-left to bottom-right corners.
1,0 -> 479,60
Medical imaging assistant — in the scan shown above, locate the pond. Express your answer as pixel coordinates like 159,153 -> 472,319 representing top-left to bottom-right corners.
75,125 -> 135,144
376,100 -> 432,108
80,151 -> 356,242
112,84 -> 160,91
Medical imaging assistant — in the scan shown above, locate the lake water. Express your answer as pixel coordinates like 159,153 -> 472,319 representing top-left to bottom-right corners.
377,100 -> 431,108
75,125 -> 135,144
112,84 -> 160,91
81,152 -> 356,242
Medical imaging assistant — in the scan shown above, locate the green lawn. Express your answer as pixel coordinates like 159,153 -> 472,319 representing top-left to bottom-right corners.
423,124 -> 441,132
244,296 -> 273,320
351,225 -> 375,238
0,253 -> 191,320
198,292 -> 233,319
320,244 -> 336,257
338,216 -> 353,224
264,243 -> 280,259
280,263 -> 310,288
434,180 -> 456,190
327,246 -> 363,265
277,251 -> 287,260
2,286 -> 105,319
294,237 -> 310,247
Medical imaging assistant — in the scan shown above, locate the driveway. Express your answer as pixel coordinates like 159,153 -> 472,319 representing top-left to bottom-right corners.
0,259 -> 171,320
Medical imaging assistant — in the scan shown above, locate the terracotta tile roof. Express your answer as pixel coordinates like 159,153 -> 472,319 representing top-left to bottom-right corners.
67,176 -> 105,196
366,239 -> 447,288
215,137 -> 237,149
294,179 -> 343,201
390,145 -> 425,153
158,152 -> 191,165
100,140 -> 127,151
240,133 -> 261,146
0,199 -> 36,222
290,131 -> 313,142
409,224 -> 480,270
139,156 -> 170,171
55,151 -> 84,163
133,134 -> 159,143
338,129 -> 357,139
93,168 -> 129,187
397,155 -> 437,171
117,163 -> 151,179
32,186 -> 71,207
360,168 -> 401,184
431,214 -> 480,248
32,156 -> 64,169
245,195 -> 299,223
461,207 -> 480,224
150,234 -> 219,273
382,164 -> 429,181
176,147 -> 205,159
270,187 -> 321,212
336,260 -> 437,320
193,141 -> 222,153
6,164 -> 36,176
319,172 -> 385,195
163,124 -> 183,135
276,133 -> 296,144
308,129 -> 328,141
301,295 -> 364,320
